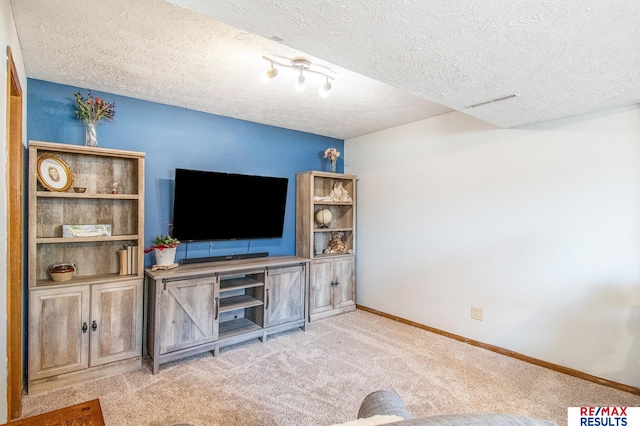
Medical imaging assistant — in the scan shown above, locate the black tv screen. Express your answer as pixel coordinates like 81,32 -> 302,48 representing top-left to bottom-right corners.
172,168 -> 288,242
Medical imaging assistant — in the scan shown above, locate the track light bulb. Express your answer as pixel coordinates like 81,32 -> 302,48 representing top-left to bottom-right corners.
266,67 -> 278,79
319,79 -> 332,98
260,63 -> 279,82
295,72 -> 306,91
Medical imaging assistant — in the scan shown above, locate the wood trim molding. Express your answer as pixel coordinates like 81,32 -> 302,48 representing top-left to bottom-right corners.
6,45 -> 24,421
0,398 -> 104,425
356,305 -> 640,396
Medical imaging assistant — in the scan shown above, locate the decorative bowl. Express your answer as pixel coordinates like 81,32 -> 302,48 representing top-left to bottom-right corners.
49,263 -> 76,282
73,187 -> 86,193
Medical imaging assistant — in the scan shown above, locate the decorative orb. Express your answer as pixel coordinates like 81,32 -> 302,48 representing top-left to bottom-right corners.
315,209 -> 332,227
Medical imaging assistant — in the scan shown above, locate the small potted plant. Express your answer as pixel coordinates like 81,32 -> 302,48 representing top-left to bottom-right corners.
144,234 -> 180,266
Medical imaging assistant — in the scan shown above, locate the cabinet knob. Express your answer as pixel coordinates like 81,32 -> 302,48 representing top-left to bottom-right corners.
91,320 -> 97,332
82,322 -> 88,333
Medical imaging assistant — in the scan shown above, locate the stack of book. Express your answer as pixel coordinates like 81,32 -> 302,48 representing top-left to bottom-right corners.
118,245 -> 139,275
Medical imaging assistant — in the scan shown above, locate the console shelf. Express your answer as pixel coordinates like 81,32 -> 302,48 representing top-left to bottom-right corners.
220,276 -> 264,291
219,318 -> 263,338
145,256 -> 310,374
219,294 -> 264,312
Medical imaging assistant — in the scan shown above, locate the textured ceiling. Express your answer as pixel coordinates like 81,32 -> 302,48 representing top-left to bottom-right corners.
11,0 -> 640,139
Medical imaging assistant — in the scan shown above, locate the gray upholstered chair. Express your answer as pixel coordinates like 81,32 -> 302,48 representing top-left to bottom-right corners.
357,390 -> 558,426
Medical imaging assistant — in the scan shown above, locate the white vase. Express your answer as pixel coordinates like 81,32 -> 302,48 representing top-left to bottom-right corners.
85,120 -> 99,147
154,247 -> 176,266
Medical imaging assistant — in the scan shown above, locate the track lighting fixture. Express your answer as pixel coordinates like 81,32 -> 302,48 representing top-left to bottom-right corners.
260,60 -> 279,82
295,70 -> 306,91
261,56 -> 334,97
319,77 -> 332,98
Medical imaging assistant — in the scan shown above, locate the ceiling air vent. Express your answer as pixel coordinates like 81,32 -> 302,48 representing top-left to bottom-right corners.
466,94 -> 518,109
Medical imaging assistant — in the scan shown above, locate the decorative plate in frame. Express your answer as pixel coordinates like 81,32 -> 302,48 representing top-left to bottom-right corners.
37,152 -> 73,192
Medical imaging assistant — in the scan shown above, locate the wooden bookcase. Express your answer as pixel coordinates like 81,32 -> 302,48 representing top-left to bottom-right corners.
296,171 -> 357,321
27,141 -> 145,392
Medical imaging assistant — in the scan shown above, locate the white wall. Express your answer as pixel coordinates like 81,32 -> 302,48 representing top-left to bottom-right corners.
346,106 -> 640,388
0,1 -> 27,421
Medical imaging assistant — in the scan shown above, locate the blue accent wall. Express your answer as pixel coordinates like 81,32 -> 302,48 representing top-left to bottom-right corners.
27,79 -> 344,265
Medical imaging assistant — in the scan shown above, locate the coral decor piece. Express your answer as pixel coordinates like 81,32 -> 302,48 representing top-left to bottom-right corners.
328,181 -> 352,202
324,231 -> 351,254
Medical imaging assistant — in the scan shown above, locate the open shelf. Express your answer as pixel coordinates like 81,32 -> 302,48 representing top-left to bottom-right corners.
36,235 -> 139,244
219,317 -> 263,339
314,201 -> 353,206
313,227 -> 353,233
297,171 -> 357,260
220,276 -> 264,291
34,272 -> 142,288
313,229 -> 354,256
217,271 -> 266,341
313,204 -> 354,229
37,191 -> 139,200
219,294 -> 264,312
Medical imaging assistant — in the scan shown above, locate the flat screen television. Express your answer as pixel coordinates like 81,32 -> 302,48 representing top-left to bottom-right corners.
172,168 -> 288,242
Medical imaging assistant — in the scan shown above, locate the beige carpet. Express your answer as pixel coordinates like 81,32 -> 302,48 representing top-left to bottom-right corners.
21,310 -> 639,425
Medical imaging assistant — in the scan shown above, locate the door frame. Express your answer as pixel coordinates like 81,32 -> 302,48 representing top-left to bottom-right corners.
6,45 -> 24,420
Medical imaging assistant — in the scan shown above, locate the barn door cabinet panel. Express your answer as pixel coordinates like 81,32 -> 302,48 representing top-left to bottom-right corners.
146,256 -> 309,374
296,171 -> 357,321
28,279 -> 142,386
308,256 -> 355,321
28,285 -> 90,382
158,276 -> 219,355
90,280 -> 143,367
265,265 -> 306,328
28,141 -> 145,392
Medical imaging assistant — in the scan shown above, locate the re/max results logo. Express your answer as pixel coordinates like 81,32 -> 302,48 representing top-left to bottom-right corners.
568,407 -> 640,426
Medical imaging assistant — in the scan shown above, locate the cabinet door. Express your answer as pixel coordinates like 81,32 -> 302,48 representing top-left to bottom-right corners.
159,276 -> 219,354
90,280 -> 143,367
265,266 -> 305,327
333,257 -> 356,309
29,286 -> 90,381
309,258 -> 335,317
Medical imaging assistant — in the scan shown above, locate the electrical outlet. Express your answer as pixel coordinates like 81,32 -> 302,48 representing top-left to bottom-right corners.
471,306 -> 483,321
